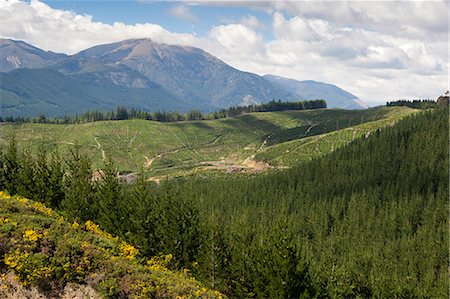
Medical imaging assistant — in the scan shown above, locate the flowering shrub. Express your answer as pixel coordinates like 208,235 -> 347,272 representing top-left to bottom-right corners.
0,217 -> 18,233
0,191 -> 11,199
147,253 -> 174,271
0,192 -> 223,298
22,229 -> 43,242
30,202 -> 52,216
120,242 -> 138,260
84,220 -> 117,241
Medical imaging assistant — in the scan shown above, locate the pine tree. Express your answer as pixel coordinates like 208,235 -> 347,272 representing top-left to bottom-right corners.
3,132 -> 20,194
61,145 -> 95,221
47,151 -> 65,208
96,157 -> 125,236
128,170 -> 159,255
16,149 -> 35,199
34,144 -> 50,204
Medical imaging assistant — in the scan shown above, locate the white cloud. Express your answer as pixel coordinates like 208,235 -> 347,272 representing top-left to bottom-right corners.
0,0 -> 447,105
240,15 -> 265,30
0,0 -> 201,54
168,4 -> 198,23
208,24 -> 265,59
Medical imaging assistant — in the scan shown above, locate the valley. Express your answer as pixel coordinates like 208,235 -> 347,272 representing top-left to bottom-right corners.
0,1 -> 447,296
0,106 -> 416,179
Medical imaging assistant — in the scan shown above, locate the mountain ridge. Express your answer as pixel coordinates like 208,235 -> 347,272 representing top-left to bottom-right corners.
71,38 -> 295,108
264,74 -> 369,109
0,38 -> 367,117
0,38 -> 67,72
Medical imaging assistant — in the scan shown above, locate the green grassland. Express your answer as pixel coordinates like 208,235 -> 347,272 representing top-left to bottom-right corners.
0,106 -> 417,178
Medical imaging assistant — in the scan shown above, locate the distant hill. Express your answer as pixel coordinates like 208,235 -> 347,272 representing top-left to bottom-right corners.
0,68 -> 192,117
264,74 -> 368,109
0,38 -> 66,72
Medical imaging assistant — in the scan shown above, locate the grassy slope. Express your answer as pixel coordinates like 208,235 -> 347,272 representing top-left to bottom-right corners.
255,106 -> 415,166
0,191 -> 222,298
0,106 -> 417,177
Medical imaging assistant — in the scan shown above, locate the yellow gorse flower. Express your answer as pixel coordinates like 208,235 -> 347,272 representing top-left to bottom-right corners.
195,287 -> 208,297
31,202 -> 52,216
71,221 -> 80,229
85,220 -> 117,240
23,229 -> 43,242
0,217 -> 17,227
120,242 -> 138,260
0,191 -> 11,199
15,196 -> 29,204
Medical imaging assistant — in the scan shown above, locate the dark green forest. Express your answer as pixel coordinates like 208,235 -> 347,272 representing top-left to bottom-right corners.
386,99 -> 438,109
0,106 -> 448,298
0,99 -> 326,124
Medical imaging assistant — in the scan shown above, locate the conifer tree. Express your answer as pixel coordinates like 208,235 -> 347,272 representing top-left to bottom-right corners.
16,149 -> 35,199
96,157 -> 125,236
47,151 -> 65,208
3,132 -> 19,194
62,145 -> 95,221
34,144 -> 51,204
0,148 -> 4,190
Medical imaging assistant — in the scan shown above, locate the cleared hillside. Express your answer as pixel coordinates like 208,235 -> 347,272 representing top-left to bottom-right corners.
0,106 -> 417,177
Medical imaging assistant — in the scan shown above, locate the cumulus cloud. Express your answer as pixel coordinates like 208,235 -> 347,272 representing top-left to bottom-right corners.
208,24 -> 265,59
0,0 -> 201,54
0,0 -> 447,105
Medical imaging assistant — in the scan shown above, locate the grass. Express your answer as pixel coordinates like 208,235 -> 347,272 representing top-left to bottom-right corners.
255,106 -> 417,166
0,191 -> 222,298
0,106 -> 418,178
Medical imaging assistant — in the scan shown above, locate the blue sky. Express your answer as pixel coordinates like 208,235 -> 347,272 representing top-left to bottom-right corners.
41,1 -> 274,39
1,0 -> 448,105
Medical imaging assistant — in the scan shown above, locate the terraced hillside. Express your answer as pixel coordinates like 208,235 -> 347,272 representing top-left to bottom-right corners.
0,106 -> 417,178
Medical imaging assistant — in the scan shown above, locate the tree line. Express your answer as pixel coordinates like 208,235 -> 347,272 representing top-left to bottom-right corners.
0,105 -> 447,298
0,99 -> 327,124
386,99 -> 438,109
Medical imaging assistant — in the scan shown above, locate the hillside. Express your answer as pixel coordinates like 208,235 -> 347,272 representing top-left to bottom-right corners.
254,108 -> 412,165
0,38 -> 66,72
0,68 -> 192,118
264,74 -> 369,109
0,106 -> 418,178
160,107 -> 448,297
0,106 -> 445,298
68,38 -> 294,108
0,191 -> 222,298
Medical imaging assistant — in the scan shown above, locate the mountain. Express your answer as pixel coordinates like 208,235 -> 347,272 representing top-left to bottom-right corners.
264,74 -> 369,109
0,38 -> 66,72
0,68 -> 192,117
0,38 -> 370,117
69,39 -> 295,108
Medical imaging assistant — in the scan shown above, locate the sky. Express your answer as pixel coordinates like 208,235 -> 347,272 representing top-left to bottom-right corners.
0,0 -> 448,105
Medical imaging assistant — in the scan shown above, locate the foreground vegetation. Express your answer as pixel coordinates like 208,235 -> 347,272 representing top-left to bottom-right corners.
0,105 -> 447,297
0,191 -> 221,298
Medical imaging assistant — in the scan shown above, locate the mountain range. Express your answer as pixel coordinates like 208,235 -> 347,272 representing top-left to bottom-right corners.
0,38 -> 368,117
